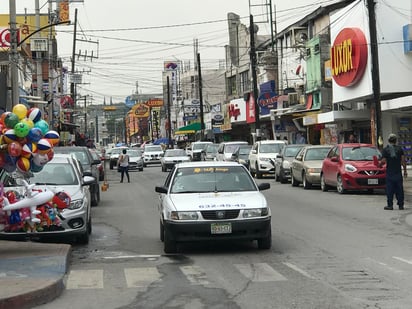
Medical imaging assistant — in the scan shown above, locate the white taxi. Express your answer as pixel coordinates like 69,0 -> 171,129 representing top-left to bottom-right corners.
155,161 -> 272,253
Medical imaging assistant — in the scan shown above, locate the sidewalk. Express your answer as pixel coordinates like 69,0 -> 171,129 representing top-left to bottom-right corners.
0,240 -> 70,309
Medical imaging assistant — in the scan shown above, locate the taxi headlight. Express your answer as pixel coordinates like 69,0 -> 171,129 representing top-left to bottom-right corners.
69,199 -> 83,210
260,157 -> 270,162
282,161 -> 290,169
243,208 -> 269,218
171,211 -> 199,220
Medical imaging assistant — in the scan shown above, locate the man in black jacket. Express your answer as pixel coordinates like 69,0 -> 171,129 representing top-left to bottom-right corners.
380,134 -> 408,210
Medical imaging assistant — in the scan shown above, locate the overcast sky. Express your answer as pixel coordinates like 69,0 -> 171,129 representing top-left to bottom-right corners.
1,0 -> 341,104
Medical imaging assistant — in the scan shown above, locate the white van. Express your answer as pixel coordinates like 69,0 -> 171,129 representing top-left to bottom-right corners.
215,141 -> 249,161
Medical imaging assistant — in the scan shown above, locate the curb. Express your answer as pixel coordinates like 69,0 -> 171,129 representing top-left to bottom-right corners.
0,242 -> 71,309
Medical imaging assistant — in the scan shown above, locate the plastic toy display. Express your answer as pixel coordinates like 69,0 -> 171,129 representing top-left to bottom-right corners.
0,106 -> 62,232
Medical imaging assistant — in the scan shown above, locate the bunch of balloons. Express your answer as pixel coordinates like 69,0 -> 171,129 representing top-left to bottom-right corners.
0,104 -> 60,175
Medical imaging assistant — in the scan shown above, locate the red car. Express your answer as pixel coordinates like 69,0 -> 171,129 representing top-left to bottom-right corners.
320,143 -> 386,194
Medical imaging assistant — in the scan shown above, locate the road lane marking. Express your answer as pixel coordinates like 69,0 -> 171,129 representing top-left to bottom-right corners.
66,269 -> 104,289
364,257 -> 403,274
180,265 -> 209,285
124,267 -> 162,289
283,262 -> 315,279
234,263 -> 287,282
393,256 -> 412,265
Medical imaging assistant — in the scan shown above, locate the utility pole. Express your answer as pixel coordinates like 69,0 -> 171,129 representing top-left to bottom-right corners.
9,0 -> 19,110
367,0 -> 382,147
167,76 -> 172,148
70,9 -> 78,100
197,53 -> 204,141
250,14 -> 260,137
35,0 -> 43,102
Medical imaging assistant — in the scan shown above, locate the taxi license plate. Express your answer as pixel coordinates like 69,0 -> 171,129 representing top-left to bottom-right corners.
211,223 -> 232,234
368,179 -> 378,185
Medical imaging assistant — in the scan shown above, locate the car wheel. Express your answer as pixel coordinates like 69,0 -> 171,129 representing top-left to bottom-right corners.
255,164 -> 262,179
291,171 -> 299,187
87,216 -> 92,235
91,183 -> 100,206
303,171 -> 312,189
337,175 -> 346,194
160,220 -> 164,242
279,169 -> 286,184
320,174 -> 330,192
77,226 -> 90,244
164,228 -> 177,253
257,224 -> 272,249
139,167 -> 144,171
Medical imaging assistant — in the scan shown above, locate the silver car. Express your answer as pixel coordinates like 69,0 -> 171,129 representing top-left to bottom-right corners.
290,145 -> 333,189
0,155 -> 94,244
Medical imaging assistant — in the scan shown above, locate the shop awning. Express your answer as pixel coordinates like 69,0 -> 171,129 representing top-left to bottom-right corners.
175,122 -> 202,135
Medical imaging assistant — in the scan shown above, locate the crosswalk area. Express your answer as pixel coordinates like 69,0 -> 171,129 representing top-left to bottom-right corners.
65,262 -> 295,290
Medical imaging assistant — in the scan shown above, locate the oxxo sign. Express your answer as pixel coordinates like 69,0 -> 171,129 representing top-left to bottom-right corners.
331,27 -> 368,87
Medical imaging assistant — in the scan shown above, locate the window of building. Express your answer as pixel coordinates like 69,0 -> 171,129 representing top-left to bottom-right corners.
240,71 -> 249,93
228,75 -> 237,96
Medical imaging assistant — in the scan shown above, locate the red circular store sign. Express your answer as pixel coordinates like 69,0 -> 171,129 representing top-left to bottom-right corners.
331,27 -> 368,87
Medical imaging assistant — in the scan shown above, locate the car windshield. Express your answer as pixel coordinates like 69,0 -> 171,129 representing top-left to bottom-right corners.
284,146 -> 304,157
30,163 -> 78,186
206,144 -> 219,154
165,149 -> 186,157
193,143 -> 210,151
260,143 -> 283,153
342,146 -> 381,161
238,146 -> 252,155
145,145 -> 163,152
112,148 -> 126,155
127,149 -> 142,157
170,166 -> 256,193
54,148 -> 90,165
304,148 -> 331,161
225,144 -> 246,153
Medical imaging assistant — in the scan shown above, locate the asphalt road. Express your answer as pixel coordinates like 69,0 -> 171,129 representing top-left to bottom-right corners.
34,162 -> 412,309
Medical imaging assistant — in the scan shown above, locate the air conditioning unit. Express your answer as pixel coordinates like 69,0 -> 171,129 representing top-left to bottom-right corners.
291,28 -> 308,47
288,93 -> 299,105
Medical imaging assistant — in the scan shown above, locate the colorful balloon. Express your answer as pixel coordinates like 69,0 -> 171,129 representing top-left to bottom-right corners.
27,127 -> 43,143
52,191 -> 71,209
12,104 -> 28,120
30,162 -> 44,173
3,129 -> 18,144
21,143 -> 37,158
32,153 -> 49,166
20,118 -> 34,129
0,112 -> 10,125
4,113 -> 19,129
46,148 -> 54,161
34,119 -> 49,135
37,138 -> 52,154
27,108 -> 42,123
14,122 -> 30,138
44,130 -> 60,146
7,142 -> 22,157
16,157 -> 31,173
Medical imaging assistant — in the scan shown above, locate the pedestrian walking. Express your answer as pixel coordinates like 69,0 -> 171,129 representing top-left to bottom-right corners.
380,133 -> 407,210
117,149 -> 130,183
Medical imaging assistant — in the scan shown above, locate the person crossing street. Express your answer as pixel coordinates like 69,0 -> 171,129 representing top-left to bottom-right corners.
117,149 -> 130,183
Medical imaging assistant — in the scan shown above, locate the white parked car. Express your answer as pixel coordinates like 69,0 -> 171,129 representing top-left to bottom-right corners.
155,161 -> 272,253
160,149 -> 191,172
189,141 -> 213,161
0,155 -> 94,244
215,141 -> 249,161
143,145 -> 164,166
248,140 -> 286,178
